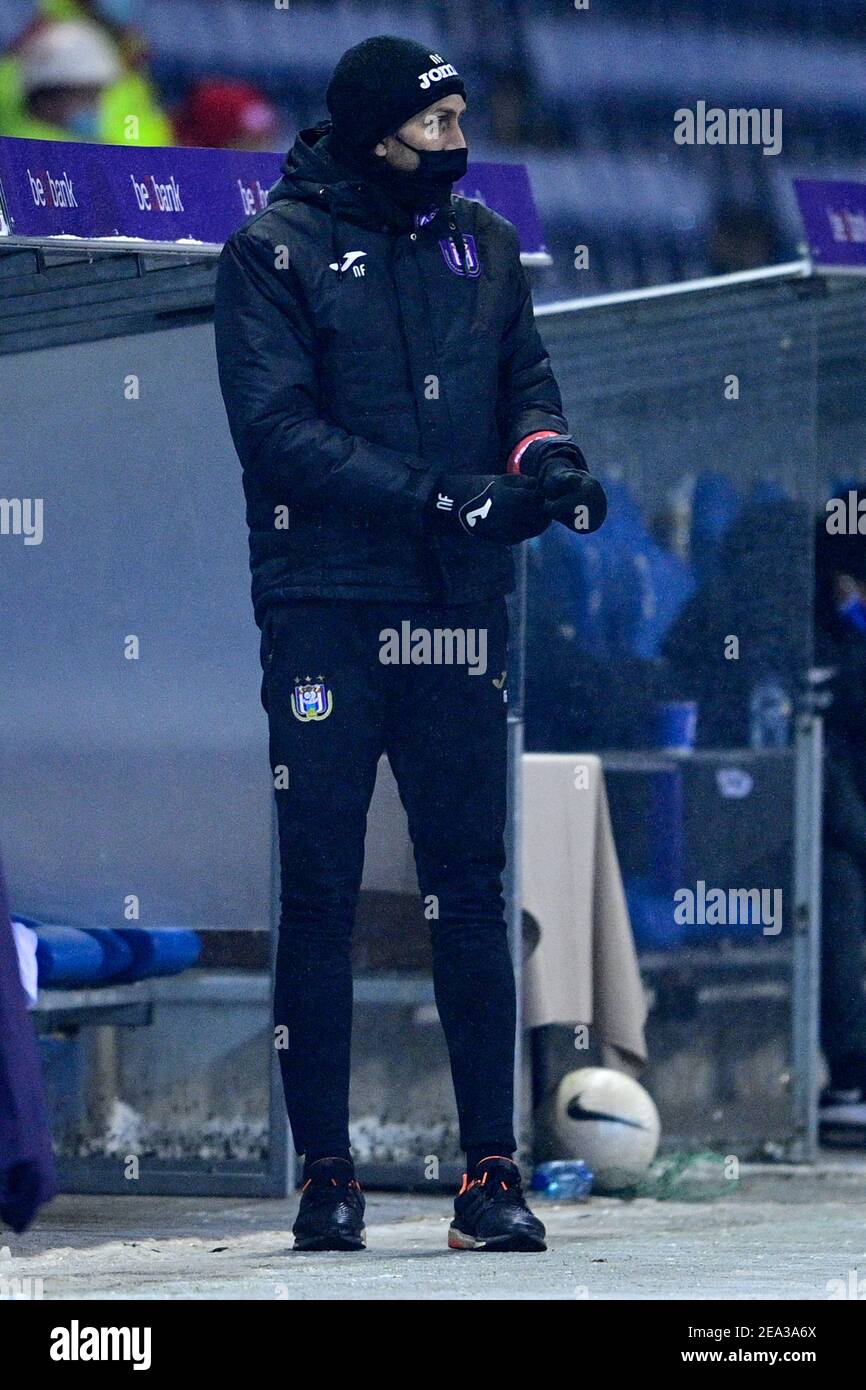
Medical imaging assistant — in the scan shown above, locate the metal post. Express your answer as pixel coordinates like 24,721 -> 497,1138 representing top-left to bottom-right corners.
268,796 -> 293,1195
790,709 -> 823,1161
506,544 -> 528,1159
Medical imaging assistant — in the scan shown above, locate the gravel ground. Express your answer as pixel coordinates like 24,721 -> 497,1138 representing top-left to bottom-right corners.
3,1159 -> 866,1300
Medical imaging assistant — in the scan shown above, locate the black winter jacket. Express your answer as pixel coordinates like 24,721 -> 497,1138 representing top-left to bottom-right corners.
213,122 -> 568,625
814,612 -> 866,871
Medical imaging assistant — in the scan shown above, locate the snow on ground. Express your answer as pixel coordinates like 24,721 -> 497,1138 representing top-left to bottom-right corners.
2,1161 -> 865,1300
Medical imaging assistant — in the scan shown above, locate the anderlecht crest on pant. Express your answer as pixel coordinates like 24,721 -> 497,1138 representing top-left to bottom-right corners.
291,677 -> 333,722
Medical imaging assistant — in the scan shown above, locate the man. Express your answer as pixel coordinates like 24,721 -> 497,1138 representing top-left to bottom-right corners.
1,3 -> 172,146
214,35 -> 605,1253
812,504 -> 866,1145
6,20 -> 123,142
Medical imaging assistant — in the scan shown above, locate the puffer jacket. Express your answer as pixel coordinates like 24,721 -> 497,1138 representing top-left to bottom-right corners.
213,121 -> 568,625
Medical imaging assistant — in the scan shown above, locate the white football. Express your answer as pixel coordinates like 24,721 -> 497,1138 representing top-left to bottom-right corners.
536,1066 -> 661,1191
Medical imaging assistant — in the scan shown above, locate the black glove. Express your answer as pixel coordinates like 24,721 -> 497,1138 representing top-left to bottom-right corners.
428,473 -> 550,545
518,433 -> 608,534
542,471 -> 608,533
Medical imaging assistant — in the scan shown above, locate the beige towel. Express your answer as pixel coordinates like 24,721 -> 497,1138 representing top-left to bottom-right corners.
522,754 -> 648,1068
362,751 -> 648,1068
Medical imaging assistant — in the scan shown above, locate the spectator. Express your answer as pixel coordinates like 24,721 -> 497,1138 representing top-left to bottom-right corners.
173,79 -> 281,151
0,0 -> 172,145
661,497 -> 809,747
812,499 -> 866,1142
524,540 -> 660,752
9,20 -> 123,142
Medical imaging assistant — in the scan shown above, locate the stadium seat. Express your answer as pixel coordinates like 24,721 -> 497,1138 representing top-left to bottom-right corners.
12,917 -> 202,990
23,921 -> 107,989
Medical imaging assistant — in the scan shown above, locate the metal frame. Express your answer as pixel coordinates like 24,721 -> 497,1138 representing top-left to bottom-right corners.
0,233 -> 547,263
508,542 -> 528,1160
534,258 -> 813,316
534,261 -> 827,1161
0,235 -> 223,256
36,972 -> 287,1197
790,712 -> 824,1161
267,797 -> 293,1197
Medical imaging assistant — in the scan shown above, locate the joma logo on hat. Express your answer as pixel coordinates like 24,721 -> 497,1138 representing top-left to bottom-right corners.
419,55 -> 459,90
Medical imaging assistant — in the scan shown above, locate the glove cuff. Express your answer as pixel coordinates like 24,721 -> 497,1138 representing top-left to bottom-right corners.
506,430 -> 560,475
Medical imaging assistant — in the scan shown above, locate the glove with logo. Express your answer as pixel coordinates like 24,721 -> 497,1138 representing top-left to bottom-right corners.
428,474 -> 549,544
513,433 -> 608,535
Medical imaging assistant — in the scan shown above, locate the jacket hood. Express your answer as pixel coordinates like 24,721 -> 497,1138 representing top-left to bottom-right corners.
268,120 -> 426,229
266,120 -> 466,277
268,123 -> 362,212
266,121 -> 408,279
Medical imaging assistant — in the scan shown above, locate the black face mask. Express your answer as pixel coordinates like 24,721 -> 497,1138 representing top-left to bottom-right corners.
391,134 -> 469,201
391,135 -> 469,204
360,135 -> 467,212
325,127 -> 468,215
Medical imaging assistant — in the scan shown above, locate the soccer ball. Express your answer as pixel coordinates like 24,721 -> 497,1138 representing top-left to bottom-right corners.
535,1066 -> 661,1191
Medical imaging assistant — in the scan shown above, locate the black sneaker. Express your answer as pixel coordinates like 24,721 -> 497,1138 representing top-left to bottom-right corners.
449,1156 -> 547,1252
819,1085 -> 866,1148
292,1158 -> 366,1251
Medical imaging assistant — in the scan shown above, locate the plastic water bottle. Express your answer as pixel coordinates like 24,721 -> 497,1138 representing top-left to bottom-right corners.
749,677 -> 792,749
530,1160 -> 593,1201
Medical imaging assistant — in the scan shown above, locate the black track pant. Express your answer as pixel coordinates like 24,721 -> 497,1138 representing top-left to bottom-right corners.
259,597 -> 517,1158
821,844 -> 866,1081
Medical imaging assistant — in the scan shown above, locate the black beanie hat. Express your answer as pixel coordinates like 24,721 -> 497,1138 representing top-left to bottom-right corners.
326,36 -> 466,151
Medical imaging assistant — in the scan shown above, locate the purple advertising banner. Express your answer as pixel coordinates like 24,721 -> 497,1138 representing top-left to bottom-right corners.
794,178 -> 866,272
0,137 -> 548,259
455,162 -> 548,261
